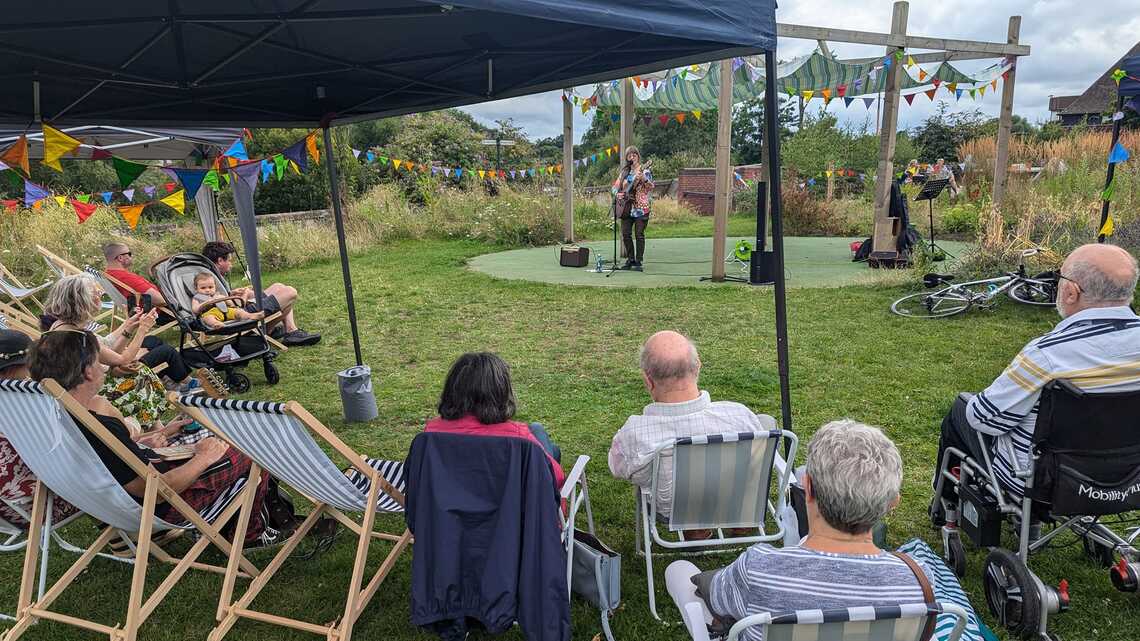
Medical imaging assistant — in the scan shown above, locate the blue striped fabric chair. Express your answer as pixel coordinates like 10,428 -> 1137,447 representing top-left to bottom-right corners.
0,378 -> 256,641
637,430 -> 799,620
0,263 -> 50,320
174,393 -> 412,641
725,603 -> 970,641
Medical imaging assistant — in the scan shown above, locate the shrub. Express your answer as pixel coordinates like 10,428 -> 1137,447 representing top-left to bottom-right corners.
941,203 -> 981,235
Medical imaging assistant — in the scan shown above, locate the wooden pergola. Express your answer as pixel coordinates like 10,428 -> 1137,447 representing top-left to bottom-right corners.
560,1 -> 1030,277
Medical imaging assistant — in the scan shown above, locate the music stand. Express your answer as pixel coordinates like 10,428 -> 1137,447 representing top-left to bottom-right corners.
914,178 -> 952,260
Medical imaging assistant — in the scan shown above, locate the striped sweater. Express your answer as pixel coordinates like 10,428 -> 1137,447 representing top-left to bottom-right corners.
967,306 -> 1140,496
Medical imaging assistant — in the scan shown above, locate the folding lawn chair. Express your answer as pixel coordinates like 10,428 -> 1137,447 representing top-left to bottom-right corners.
0,263 -> 50,321
34,245 -> 123,332
0,302 -> 41,339
636,430 -> 799,621
0,378 -> 258,641
173,393 -> 412,641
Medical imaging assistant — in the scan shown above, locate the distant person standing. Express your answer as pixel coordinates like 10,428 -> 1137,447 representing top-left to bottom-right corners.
613,146 -> 654,271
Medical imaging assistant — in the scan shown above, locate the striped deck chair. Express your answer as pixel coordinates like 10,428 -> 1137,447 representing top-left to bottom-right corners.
0,379 -> 258,641
0,263 -> 50,320
173,394 -> 412,641
636,430 -> 799,620
0,491 -> 90,623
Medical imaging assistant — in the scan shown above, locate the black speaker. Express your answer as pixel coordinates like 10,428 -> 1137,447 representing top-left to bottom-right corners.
750,250 -> 775,285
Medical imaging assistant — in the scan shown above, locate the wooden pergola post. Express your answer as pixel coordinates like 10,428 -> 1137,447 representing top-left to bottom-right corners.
870,1 -> 909,260
619,78 -> 634,258
562,89 -> 574,242
711,58 -> 734,281
991,15 -> 1021,209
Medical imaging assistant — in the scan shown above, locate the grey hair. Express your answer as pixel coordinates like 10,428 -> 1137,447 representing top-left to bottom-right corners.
805,419 -> 903,535
639,334 -> 700,382
1067,253 -> 1139,305
102,242 -> 128,262
44,274 -> 102,326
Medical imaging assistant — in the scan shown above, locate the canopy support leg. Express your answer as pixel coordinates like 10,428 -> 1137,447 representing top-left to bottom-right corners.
322,125 -> 364,366
764,49 -> 792,435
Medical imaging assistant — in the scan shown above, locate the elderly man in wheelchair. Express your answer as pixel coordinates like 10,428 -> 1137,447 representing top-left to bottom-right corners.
931,243 -> 1140,640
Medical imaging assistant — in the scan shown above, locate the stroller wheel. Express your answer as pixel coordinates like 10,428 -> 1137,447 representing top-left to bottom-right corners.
944,530 -> 967,578
984,548 -> 1041,638
227,372 -> 251,394
264,360 -> 281,385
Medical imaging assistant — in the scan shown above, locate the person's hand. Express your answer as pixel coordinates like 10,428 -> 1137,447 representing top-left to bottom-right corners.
122,310 -> 143,333
193,437 -> 229,466
112,361 -> 142,377
136,308 -> 158,334
167,414 -> 193,431
135,432 -> 169,448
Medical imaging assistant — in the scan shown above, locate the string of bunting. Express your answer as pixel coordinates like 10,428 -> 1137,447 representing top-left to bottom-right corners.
789,59 -> 1012,109
0,126 -> 322,229
563,90 -> 705,124
348,142 -> 624,181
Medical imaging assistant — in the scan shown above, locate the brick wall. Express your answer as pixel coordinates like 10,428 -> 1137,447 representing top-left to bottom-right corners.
678,164 -> 763,215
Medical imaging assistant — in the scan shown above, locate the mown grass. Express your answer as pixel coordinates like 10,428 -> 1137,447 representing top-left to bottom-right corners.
1,232 -> 1137,641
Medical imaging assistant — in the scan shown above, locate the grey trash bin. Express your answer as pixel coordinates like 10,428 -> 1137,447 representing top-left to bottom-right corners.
338,365 -> 378,423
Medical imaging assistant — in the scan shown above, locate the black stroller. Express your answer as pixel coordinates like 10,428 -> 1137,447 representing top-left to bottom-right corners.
151,252 -> 279,393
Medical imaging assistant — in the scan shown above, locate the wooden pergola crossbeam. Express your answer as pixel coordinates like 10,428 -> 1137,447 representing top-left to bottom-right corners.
777,23 -> 1029,57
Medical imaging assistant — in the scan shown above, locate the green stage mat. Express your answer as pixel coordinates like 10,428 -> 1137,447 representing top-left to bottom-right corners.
468,236 -> 971,289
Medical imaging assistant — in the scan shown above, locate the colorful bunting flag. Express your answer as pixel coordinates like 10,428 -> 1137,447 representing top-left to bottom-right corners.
1100,216 -> 1114,237
260,159 -> 273,183
903,93 -> 916,105
906,55 -> 916,68
205,168 -> 223,191
1108,142 -> 1130,164
955,89 -> 964,101
71,199 -> 98,223
76,194 -> 91,204
843,97 -> 854,108
969,89 -> 976,100
931,78 -> 941,88
392,159 -> 402,170
1111,68 -> 1127,85
918,69 -> 927,81
305,133 -> 320,164
123,188 -> 135,202
692,109 -> 702,120
862,97 -> 875,109
223,138 -> 249,160
42,125 -> 83,171
1102,177 -> 1116,201
658,114 -> 669,125
112,156 -> 148,189
144,186 -> 156,198
160,189 -> 186,215
118,204 -> 145,230
351,148 -> 362,159
675,113 -> 686,124
281,139 -> 308,173
0,135 -> 30,175
90,148 -> 113,160
821,88 -> 831,101
991,79 -> 998,91
979,86 -> 986,98
53,195 -> 67,208
101,192 -> 113,204
802,90 -> 814,101
837,84 -> 847,98
924,88 -> 937,101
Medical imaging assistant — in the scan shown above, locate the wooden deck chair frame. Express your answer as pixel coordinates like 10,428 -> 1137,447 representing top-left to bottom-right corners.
173,394 -> 411,641
0,263 -> 50,321
2,379 -> 260,641
635,430 -> 799,621
96,269 -> 181,339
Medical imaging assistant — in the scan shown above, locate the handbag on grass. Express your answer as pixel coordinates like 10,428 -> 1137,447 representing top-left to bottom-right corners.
571,528 -> 621,641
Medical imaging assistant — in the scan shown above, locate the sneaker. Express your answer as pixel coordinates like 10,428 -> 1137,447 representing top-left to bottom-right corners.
619,261 -> 634,270
245,526 -> 290,551
269,324 -> 286,340
281,329 -> 321,347
631,261 -> 643,272
177,378 -> 202,395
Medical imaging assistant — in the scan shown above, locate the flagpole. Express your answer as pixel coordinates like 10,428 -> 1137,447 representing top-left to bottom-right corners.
322,121 -> 364,366
764,48 -> 793,436
1098,93 -> 1125,243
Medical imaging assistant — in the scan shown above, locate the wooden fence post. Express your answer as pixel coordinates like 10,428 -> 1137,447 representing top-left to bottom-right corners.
870,1 -> 909,260
992,16 -> 1021,209
711,58 -> 735,282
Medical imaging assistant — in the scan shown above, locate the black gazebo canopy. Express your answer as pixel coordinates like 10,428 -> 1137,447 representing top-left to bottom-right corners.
0,1 -> 791,430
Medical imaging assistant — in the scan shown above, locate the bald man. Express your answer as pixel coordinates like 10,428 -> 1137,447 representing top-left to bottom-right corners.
609,331 -> 776,517
934,243 -> 1140,517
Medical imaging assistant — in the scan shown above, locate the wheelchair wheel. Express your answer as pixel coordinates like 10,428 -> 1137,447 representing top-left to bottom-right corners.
1081,535 -> 1115,568
984,548 -> 1041,638
263,360 -> 280,385
226,372 -> 251,394
945,530 -> 967,578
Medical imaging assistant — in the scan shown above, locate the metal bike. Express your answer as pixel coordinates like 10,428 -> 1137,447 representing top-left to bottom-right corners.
891,249 -> 1058,318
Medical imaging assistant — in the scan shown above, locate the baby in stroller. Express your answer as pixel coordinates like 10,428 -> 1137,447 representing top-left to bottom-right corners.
192,272 -> 266,329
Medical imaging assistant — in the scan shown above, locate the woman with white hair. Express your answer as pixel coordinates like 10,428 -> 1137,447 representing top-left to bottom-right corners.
670,420 -> 931,640
42,274 -> 199,433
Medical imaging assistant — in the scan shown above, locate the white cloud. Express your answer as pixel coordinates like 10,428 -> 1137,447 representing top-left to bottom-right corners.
459,2 -> 1138,140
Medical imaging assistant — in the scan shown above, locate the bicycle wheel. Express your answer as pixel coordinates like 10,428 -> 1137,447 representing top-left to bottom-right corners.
891,288 -> 975,318
1009,277 -> 1056,307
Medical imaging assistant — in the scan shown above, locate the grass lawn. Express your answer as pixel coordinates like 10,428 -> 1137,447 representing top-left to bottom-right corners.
2,225 -> 1136,640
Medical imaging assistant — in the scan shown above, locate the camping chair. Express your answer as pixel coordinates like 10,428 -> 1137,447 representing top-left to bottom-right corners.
95,267 -> 178,339
172,393 -> 412,641
34,245 -> 126,333
0,378 -> 258,641
665,559 -> 970,641
0,263 -> 50,320
0,301 -> 42,339
637,430 -> 799,621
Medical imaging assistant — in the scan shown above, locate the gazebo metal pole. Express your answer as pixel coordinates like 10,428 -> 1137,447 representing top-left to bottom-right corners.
322,124 -> 364,366
764,48 -> 792,434
1098,93 -> 1125,243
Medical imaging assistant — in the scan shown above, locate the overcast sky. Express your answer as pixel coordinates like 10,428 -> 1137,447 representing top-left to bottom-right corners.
458,1 -> 1140,143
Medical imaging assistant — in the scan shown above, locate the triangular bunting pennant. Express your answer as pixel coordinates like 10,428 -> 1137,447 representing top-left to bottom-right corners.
863,97 -> 875,109
144,186 -> 156,198
925,89 -> 937,101
42,125 -> 83,171
906,55 -> 916,67
903,94 -> 916,105
843,97 -> 854,108
969,89 -> 976,99
305,133 -> 320,164
204,168 -> 222,191
918,69 -> 927,81
164,182 -> 175,193
53,195 -> 67,208
979,86 -> 986,98
101,191 -> 114,204
352,148 -> 362,159
392,159 -> 403,170
90,148 -> 113,161
802,90 -> 814,101
1100,216 -> 1114,237
223,138 -> 248,160
0,135 -> 30,175
260,159 -> 273,183
658,115 -> 669,125
367,151 -> 376,163
1108,142 -> 1130,164
112,156 -> 148,188
931,78 -> 941,88
455,168 -> 463,178
123,188 -> 135,202
171,168 -> 208,200
1102,177 -> 1116,201
955,89 -> 964,101
118,204 -> 146,230
76,194 -> 91,204
160,189 -> 186,215
837,84 -> 847,97
820,88 -> 831,101
71,199 -> 98,223
692,110 -> 702,120
282,140 -> 308,172
991,79 -> 998,91
478,169 -> 485,179
947,82 -> 957,92
675,113 -> 686,124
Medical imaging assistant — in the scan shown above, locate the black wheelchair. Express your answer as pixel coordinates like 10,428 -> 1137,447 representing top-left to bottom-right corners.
933,380 -> 1140,640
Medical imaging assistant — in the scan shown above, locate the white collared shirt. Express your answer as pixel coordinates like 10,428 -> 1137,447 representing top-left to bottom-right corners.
967,306 -> 1140,495
608,391 -> 776,514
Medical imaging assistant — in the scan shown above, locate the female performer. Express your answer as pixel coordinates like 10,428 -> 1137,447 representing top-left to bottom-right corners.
613,146 -> 654,271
